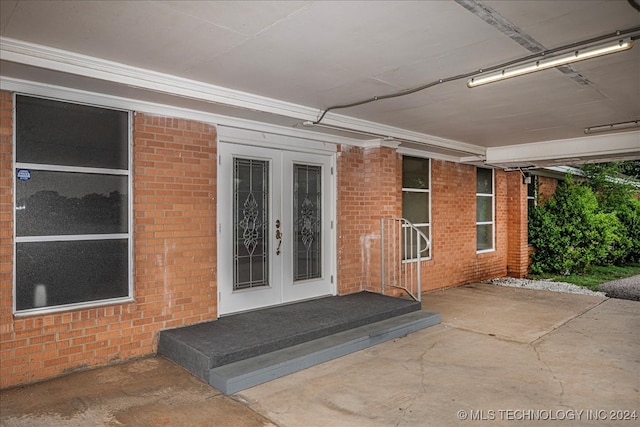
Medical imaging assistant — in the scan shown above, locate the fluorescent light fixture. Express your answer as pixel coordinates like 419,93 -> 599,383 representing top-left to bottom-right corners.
584,120 -> 640,134
467,38 -> 634,88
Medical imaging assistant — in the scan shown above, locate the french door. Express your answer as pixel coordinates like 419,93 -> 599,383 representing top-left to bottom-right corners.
218,142 -> 334,315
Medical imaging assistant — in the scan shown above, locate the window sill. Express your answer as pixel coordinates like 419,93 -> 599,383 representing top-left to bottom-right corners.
476,248 -> 496,255
14,296 -> 135,317
402,256 -> 432,264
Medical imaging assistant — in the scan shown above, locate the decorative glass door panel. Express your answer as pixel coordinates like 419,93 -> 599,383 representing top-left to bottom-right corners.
218,142 -> 334,316
281,151 -> 333,305
293,164 -> 321,281
234,158 -> 269,290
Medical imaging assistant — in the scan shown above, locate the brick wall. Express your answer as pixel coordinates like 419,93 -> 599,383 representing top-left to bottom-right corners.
421,160 -> 508,290
537,176 -> 559,204
1,89 -> 529,388
133,113 -> 217,329
336,145 -> 403,295
0,93 -> 218,388
361,146 -> 402,293
506,171 -> 529,278
336,149 -> 510,296
336,145 -> 366,294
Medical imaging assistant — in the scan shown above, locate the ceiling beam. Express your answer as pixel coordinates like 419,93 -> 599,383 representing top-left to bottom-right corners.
485,131 -> 640,168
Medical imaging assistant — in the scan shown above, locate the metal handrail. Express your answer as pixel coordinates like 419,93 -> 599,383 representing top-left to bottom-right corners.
381,218 -> 430,302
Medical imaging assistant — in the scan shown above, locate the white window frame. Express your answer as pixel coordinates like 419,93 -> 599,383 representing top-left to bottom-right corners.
13,94 -> 133,315
402,156 -> 431,261
527,174 -> 537,207
476,167 -> 495,253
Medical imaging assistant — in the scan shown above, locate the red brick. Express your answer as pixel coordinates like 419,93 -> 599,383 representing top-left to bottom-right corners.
1,94 -> 556,390
1,102 -> 218,389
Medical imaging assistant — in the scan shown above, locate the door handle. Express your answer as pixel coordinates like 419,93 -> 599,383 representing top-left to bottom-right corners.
275,219 -> 282,255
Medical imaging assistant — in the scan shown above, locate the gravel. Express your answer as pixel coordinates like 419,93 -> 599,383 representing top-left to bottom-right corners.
598,275 -> 640,301
490,277 -> 606,297
491,275 -> 640,301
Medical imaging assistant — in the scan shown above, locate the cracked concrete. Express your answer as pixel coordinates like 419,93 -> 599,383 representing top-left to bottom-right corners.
0,357 -> 276,427
1,284 -> 638,426
237,284 -> 639,427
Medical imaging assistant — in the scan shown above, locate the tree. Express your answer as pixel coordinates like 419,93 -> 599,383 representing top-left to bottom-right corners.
580,161 -> 640,263
619,160 -> 640,180
528,176 -> 629,274
580,161 -> 638,210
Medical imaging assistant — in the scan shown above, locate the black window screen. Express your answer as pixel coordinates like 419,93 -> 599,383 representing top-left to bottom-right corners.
14,95 -> 131,312
16,95 -> 128,169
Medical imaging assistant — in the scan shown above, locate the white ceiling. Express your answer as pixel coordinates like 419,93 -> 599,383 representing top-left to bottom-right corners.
1,0 -> 639,166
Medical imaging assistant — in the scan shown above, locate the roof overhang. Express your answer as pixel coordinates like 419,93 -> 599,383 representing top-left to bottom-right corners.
484,131 -> 640,169
1,36 -> 638,168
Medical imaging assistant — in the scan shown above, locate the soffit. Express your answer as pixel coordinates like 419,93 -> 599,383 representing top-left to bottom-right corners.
1,0 -> 639,166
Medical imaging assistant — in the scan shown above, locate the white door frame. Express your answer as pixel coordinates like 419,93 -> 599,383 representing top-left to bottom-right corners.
216,127 -> 337,316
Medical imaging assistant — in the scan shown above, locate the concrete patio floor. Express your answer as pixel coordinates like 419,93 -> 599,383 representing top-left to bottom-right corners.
1,283 -> 638,426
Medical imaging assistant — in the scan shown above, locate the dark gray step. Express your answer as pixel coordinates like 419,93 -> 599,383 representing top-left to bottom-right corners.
158,292 -> 421,381
209,310 -> 440,395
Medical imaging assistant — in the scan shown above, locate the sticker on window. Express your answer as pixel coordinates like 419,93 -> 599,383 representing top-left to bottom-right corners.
17,169 -> 31,181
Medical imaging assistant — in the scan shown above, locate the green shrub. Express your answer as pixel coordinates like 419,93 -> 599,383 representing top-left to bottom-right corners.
581,162 -> 640,264
596,211 -> 630,265
615,197 -> 640,262
528,177 -> 625,274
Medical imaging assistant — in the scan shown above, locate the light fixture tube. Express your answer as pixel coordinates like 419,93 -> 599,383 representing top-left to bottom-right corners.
467,38 -> 634,88
584,120 -> 640,134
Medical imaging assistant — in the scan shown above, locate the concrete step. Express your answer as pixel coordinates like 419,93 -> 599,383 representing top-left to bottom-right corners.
209,310 -> 440,394
158,292 -> 423,381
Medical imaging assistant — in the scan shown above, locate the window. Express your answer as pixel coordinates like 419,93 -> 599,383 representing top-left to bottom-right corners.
402,156 -> 431,259
476,167 -> 494,252
527,175 -> 537,244
14,95 -> 131,313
